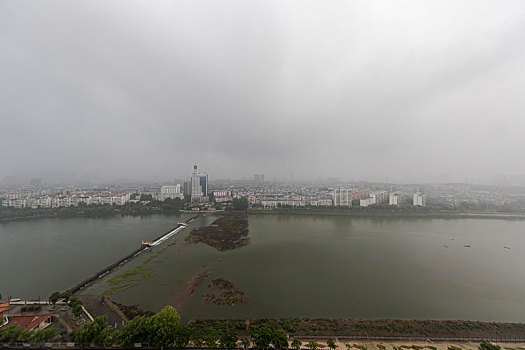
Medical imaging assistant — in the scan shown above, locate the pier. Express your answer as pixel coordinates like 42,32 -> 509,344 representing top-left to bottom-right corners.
69,214 -> 199,294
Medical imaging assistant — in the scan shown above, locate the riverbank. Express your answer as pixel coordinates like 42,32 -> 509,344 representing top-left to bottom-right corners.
250,208 -> 525,220
188,318 -> 525,340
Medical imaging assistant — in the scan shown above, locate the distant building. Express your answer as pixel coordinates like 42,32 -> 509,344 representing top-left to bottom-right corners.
371,191 -> 388,204
154,185 -> 183,201
7,314 -> 53,331
191,165 -> 208,202
213,190 -> 232,202
183,180 -> 191,196
333,188 -> 354,206
253,174 -> 265,183
351,189 -> 370,201
413,192 -> 427,206
360,191 -> 389,207
389,192 -> 405,206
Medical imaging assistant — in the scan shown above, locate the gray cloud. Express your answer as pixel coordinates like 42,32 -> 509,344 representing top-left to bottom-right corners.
1,0 -> 525,183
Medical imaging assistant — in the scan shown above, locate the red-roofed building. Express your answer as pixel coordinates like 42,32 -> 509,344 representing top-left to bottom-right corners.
0,301 -> 10,314
7,314 -> 53,330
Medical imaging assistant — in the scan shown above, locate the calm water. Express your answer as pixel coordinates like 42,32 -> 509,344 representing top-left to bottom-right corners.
2,214 -> 525,322
0,213 -> 193,299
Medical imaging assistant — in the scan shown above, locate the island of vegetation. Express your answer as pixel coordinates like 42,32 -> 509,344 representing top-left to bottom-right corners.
186,213 -> 249,251
202,278 -> 250,306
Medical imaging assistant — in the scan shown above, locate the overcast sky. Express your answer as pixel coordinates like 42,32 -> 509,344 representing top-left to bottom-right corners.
1,1 -> 525,183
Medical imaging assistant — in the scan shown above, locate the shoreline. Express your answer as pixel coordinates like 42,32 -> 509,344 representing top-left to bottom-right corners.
249,208 -> 525,220
186,317 -> 525,340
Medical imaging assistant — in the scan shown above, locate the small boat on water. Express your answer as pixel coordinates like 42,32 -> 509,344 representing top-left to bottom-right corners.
464,244 -> 471,248
178,221 -> 187,226
141,240 -> 154,247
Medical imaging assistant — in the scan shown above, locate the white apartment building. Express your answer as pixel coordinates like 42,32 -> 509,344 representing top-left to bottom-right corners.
389,192 -> 404,206
261,200 -> 305,208
1,199 -> 27,208
155,185 -> 184,200
333,188 -> 355,206
413,192 -> 427,206
213,190 -> 232,203
360,191 -> 388,207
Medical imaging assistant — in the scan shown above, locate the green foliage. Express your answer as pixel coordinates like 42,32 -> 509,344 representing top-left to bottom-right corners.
327,338 -> 337,350
72,304 -> 83,318
71,315 -> 112,346
0,323 -> 31,344
203,330 -> 220,348
249,324 -> 274,350
48,291 -> 60,305
307,340 -> 320,350
280,318 -> 299,333
219,326 -> 238,350
173,325 -> 191,348
21,305 -> 41,312
231,197 -> 249,210
271,329 -> 288,350
345,344 -> 353,350
292,338 -> 303,350
0,292 -> 2,301
61,290 -> 71,302
480,341 -> 501,350
115,305 -> 180,347
358,345 -> 368,350
31,328 -> 57,343
69,297 -> 82,308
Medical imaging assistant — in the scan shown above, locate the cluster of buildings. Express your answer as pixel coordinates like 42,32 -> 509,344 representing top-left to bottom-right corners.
1,192 -> 131,209
225,186 -> 427,208
1,301 -> 53,331
1,165 -> 520,211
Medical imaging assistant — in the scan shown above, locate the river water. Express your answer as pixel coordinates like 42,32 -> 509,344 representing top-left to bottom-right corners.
2,214 -> 525,322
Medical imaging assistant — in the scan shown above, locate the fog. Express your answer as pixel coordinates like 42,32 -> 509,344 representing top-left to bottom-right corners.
1,1 -> 525,184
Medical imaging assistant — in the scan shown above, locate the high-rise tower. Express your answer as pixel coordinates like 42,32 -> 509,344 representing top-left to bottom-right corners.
190,164 -> 208,202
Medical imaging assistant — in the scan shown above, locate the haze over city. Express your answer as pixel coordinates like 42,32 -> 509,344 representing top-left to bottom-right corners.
2,1 -> 525,184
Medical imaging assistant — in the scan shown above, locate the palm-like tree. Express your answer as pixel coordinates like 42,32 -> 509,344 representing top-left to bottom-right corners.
292,338 -> 302,350
307,340 -> 319,350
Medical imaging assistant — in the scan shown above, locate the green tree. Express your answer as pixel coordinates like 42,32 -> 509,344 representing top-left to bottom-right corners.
60,290 -> 71,302
0,292 -> 2,301
307,340 -> 319,350
72,304 -> 83,318
271,329 -> 288,350
149,305 -> 180,346
174,325 -> 191,348
114,315 -> 152,346
72,315 -> 112,346
48,291 -> 60,305
69,297 -> 82,308
250,325 -> 273,350
114,305 -> 180,347
220,326 -> 238,350
479,341 -> 501,350
291,338 -> 302,350
232,197 -> 249,210
0,324 -> 25,344
31,327 -> 57,344
327,338 -> 337,350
